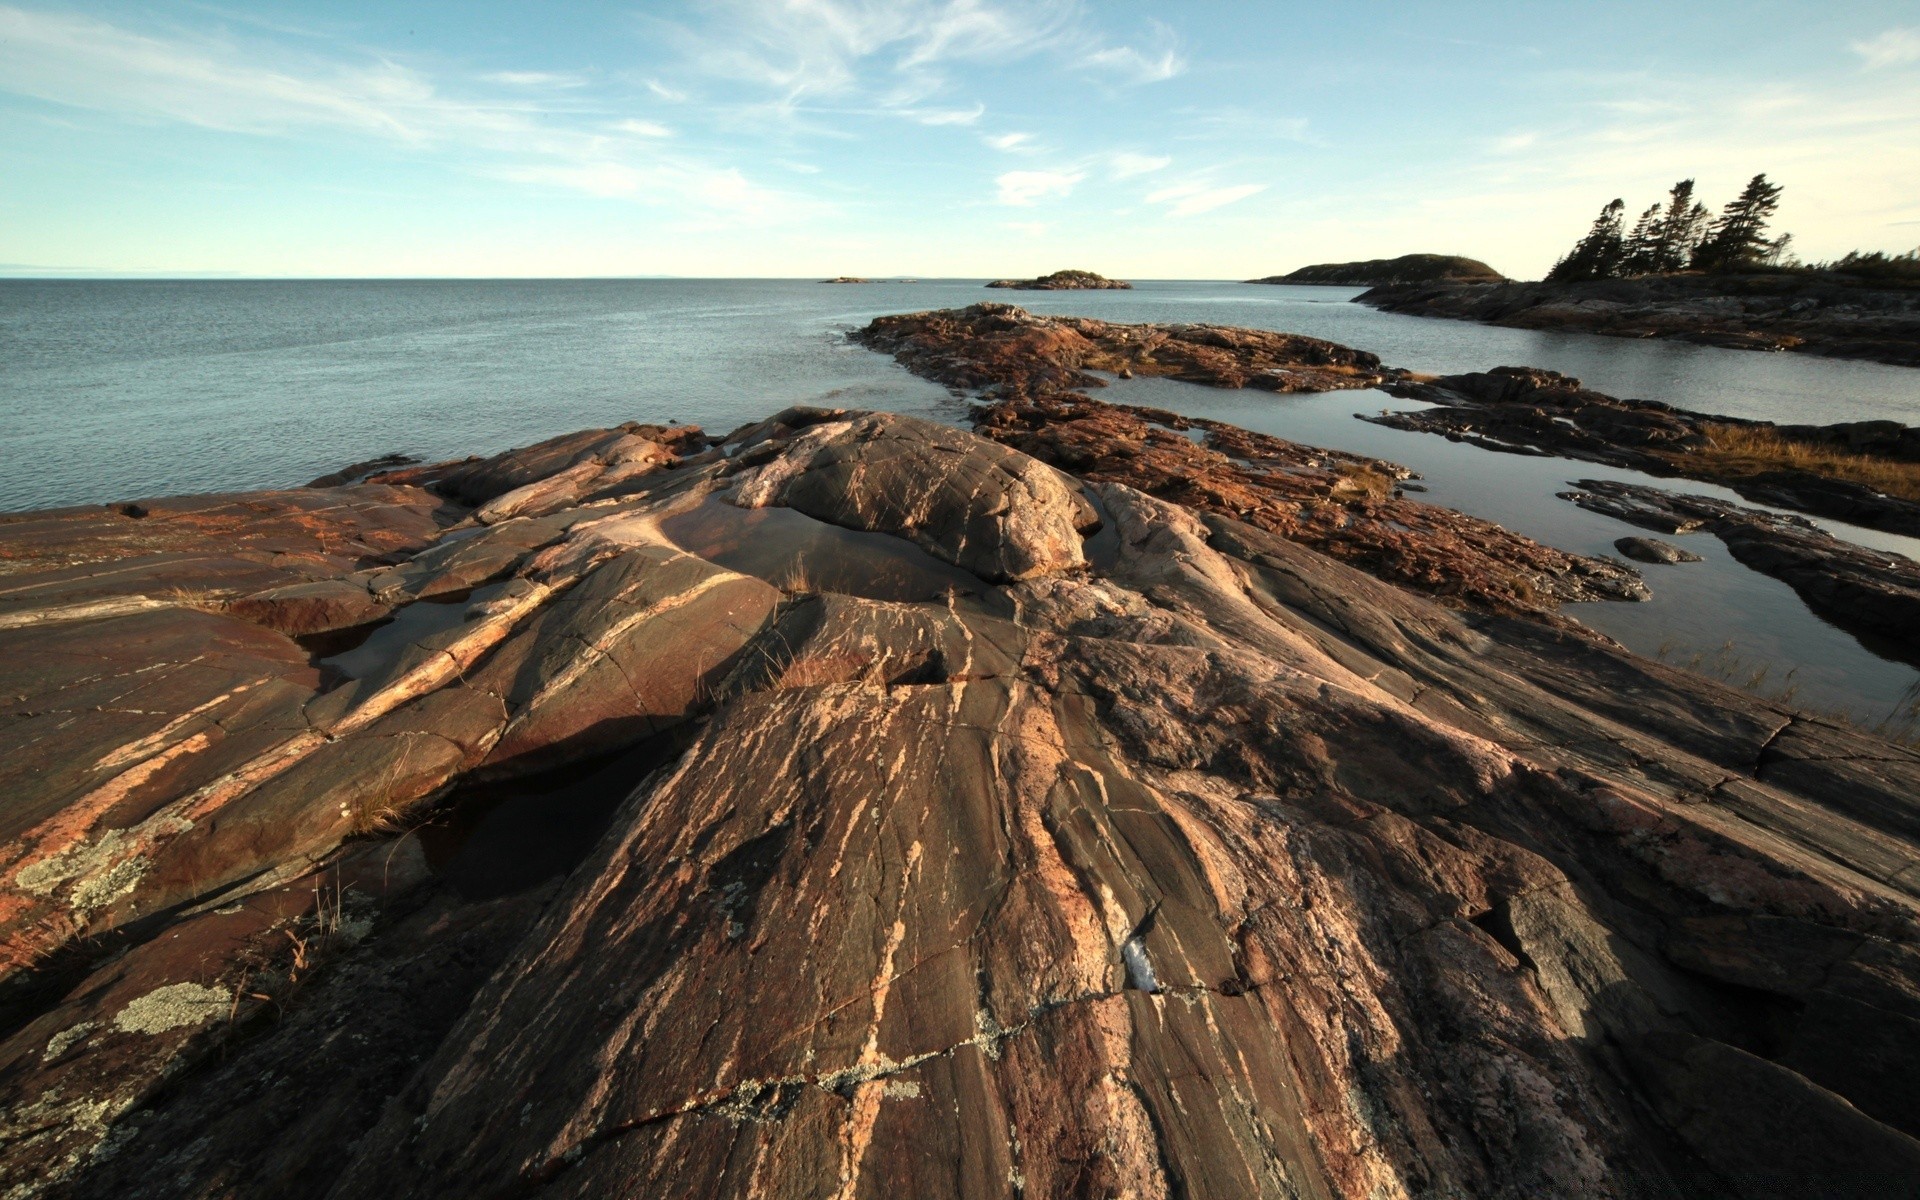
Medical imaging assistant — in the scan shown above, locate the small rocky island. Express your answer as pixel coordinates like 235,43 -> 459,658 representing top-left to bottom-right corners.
1249,253 -> 1505,286
3,307 -> 1919,1198
985,268 -> 1131,290
818,275 -> 871,283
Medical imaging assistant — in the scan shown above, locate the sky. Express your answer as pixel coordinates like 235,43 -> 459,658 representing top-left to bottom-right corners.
1,0 -> 1917,279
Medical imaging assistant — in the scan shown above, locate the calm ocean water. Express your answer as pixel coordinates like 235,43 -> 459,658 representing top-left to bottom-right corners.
4,278 -> 1918,512
4,277 -> 1918,725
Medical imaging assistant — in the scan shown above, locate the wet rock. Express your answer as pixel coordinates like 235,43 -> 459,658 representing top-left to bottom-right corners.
1614,536 -> 1703,564
1563,479 -> 1920,658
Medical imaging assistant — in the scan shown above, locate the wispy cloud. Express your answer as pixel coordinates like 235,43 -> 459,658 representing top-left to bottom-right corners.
1109,151 -> 1170,177
1080,36 -> 1183,83
0,4 -> 803,217
997,168 -> 1084,205
1146,180 -> 1267,217
645,78 -> 688,102
986,131 -> 1034,150
485,71 -> 587,88
1853,28 -> 1920,70
907,102 -> 985,126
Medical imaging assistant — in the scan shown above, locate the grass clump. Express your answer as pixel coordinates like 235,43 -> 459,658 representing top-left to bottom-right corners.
1686,424 -> 1920,501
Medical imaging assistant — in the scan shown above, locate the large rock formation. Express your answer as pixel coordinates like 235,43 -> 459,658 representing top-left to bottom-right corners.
2,401 -> 1919,1199
1357,273 -> 1920,367
1249,254 -> 1505,286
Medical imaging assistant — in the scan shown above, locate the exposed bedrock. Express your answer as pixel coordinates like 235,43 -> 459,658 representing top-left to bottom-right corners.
1,408 -> 1918,1198
854,302 -> 1390,397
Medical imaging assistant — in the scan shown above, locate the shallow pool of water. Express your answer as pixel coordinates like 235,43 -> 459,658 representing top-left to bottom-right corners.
1101,375 -> 1920,730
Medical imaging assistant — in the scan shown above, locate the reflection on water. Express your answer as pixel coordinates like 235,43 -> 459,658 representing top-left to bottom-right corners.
1101,375 -> 1920,728
658,496 -> 982,602
5,278 -> 1916,512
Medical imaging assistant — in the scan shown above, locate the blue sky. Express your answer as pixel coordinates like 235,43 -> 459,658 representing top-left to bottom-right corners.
2,0 -> 1916,278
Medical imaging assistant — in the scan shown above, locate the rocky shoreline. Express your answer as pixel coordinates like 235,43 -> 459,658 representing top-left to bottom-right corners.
1372,365 -> 1920,538
3,319 -> 1920,1197
1356,272 -> 1920,367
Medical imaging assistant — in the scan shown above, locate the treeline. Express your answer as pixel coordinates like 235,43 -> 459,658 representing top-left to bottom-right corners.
1547,175 -> 1790,282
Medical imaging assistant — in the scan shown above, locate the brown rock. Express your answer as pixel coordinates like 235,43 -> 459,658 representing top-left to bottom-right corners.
2,404 -> 1918,1200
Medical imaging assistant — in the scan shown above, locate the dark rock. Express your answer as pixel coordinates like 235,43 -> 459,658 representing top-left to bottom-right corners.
1359,272 -> 1920,368
1564,479 -> 1920,658
1249,253 -> 1505,286
1614,536 -> 1702,564
304,452 -> 418,488
1372,366 -> 1920,537
984,269 -> 1131,290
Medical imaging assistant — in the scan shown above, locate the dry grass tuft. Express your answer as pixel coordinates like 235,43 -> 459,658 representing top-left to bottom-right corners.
1331,464 -> 1395,500
1688,424 -> 1920,501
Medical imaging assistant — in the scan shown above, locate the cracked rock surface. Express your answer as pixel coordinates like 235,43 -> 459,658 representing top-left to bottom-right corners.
1,403 -> 1918,1199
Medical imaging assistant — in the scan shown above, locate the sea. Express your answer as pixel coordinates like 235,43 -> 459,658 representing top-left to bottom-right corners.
3,277 -> 1918,727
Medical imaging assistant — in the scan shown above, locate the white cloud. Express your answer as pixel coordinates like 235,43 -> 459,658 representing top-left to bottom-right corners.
987,131 -> 1034,150
646,78 -> 688,101
0,5 -> 807,218
1110,152 -> 1170,177
484,71 -> 586,88
1853,28 -> 1920,70
1492,131 -> 1538,154
1146,181 -> 1267,217
909,103 -> 985,125
1081,44 -> 1182,83
997,168 -> 1084,205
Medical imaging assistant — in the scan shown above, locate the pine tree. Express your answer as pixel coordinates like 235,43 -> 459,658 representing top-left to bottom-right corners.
1693,174 -> 1786,272
1621,203 -> 1663,274
1547,199 -> 1627,282
1650,180 -> 1708,273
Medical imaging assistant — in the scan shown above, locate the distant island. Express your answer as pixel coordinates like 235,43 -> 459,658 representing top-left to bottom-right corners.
820,276 -> 871,284
986,269 -> 1132,291
1248,254 -> 1505,286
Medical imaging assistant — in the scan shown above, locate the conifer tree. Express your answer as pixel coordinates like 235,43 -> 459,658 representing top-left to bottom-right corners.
1546,199 -> 1626,282
1621,203 -> 1663,274
1650,180 -> 1708,273
1693,174 -> 1785,271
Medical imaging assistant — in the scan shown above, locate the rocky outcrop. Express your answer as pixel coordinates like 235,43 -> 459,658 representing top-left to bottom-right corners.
820,277 -> 871,283
1616,536 -> 1702,565
857,302 -> 1390,397
1250,254 -> 1505,286
1358,272 -> 1920,367
5,405 -> 1920,1199
1561,479 -> 1920,659
856,306 -> 1640,616
1373,366 -> 1920,538
985,269 -> 1131,291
